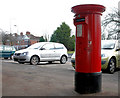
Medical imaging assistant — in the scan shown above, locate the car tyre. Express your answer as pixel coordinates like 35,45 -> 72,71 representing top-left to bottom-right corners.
108,58 -> 116,74
18,62 -> 24,64
60,55 -> 67,64
4,57 -> 8,59
73,65 -> 75,69
48,61 -> 53,64
10,54 -> 13,60
30,56 -> 39,65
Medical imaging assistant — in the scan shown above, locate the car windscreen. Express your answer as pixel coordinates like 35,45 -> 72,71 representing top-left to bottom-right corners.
101,42 -> 115,49
27,43 -> 42,49
0,45 -> 3,51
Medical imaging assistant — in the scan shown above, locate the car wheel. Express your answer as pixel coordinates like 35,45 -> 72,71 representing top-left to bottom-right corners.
108,58 -> 116,74
73,65 -> 75,69
4,57 -> 8,59
60,55 -> 67,64
48,61 -> 53,64
18,62 -> 24,64
30,56 -> 39,65
10,54 -> 13,60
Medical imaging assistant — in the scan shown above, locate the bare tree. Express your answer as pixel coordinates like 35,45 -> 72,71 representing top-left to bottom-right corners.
0,30 -> 17,45
101,33 -> 106,40
0,30 -> 8,45
7,33 -> 17,45
102,8 -> 120,39
43,33 -> 49,42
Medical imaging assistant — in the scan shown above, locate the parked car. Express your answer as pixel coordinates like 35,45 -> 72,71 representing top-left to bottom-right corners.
0,45 -> 16,59
13,42 -> 68,65
71,40 -> 120,74
71,52 -> 75,69
101,40 -> 120,73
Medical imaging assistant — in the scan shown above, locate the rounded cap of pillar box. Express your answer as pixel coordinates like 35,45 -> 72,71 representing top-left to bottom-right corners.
71,4 -> 105,15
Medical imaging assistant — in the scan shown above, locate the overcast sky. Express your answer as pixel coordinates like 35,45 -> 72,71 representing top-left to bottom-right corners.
0,0 -> 119,37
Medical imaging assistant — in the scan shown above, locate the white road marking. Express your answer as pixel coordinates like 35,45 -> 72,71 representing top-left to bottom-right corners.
2,60 -> 72,69
38,64 -> 58,67
67,67 -> 75,71
2,60 -> 59,67
2,60 -> 18,64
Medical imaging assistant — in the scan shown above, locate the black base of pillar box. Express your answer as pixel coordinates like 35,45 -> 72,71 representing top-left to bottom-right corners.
75,72 -> 102,94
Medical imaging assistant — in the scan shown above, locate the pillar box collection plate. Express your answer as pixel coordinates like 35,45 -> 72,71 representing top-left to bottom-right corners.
72,4 -> 105,94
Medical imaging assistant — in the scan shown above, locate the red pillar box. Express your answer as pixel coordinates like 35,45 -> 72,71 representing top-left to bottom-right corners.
72,4 -> 105,94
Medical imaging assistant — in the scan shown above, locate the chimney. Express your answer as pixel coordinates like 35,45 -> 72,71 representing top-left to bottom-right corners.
15,33 -> 18,37
20,32 -> 23,36
26,31 -> 30,35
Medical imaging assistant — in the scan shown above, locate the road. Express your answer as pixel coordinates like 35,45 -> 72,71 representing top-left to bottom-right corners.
1,59 -> 119,96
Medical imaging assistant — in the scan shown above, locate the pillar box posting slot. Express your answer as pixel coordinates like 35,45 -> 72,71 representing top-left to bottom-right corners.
72,4 -> 105,94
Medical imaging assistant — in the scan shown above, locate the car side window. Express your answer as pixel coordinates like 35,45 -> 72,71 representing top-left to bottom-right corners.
118,43 -> 120,51
55,44 -> 64,49
4,46 -> 12,51
42,44 -> 55,50
116,45 -> 120,51
12,46 -> 16,51
0,46 -> 3,51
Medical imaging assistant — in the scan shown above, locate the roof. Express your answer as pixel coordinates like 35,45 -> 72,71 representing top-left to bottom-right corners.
23,35 -> 29,40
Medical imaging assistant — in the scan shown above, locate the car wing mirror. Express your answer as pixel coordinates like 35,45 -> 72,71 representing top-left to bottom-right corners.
116,48 -> 120,51
40,48 -> 45,50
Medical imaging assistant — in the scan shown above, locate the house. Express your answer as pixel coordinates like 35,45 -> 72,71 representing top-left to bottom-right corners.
13,31 -> 41,50
1,31 -> 44,50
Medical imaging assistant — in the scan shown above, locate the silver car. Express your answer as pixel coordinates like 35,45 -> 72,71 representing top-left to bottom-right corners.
13,42 -> 68,65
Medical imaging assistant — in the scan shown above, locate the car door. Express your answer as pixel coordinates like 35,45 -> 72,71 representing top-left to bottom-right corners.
118,44 -> 120,67
54,43 -> 64,59
3,46 -> 11,58
0,45 -> 3,57
116,43 -> 120,68
118,51 -> 120,67
40,43 -> 55,61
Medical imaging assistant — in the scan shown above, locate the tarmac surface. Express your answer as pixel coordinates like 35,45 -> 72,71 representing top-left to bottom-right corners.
1,59 -> 120,96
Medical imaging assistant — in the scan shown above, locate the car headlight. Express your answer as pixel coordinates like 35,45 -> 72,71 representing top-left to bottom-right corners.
101,54 -> 108,58
21,52 -> 28,56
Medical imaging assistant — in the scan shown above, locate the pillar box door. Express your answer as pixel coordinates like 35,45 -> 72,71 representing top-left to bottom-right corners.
72,4 -> 105,94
